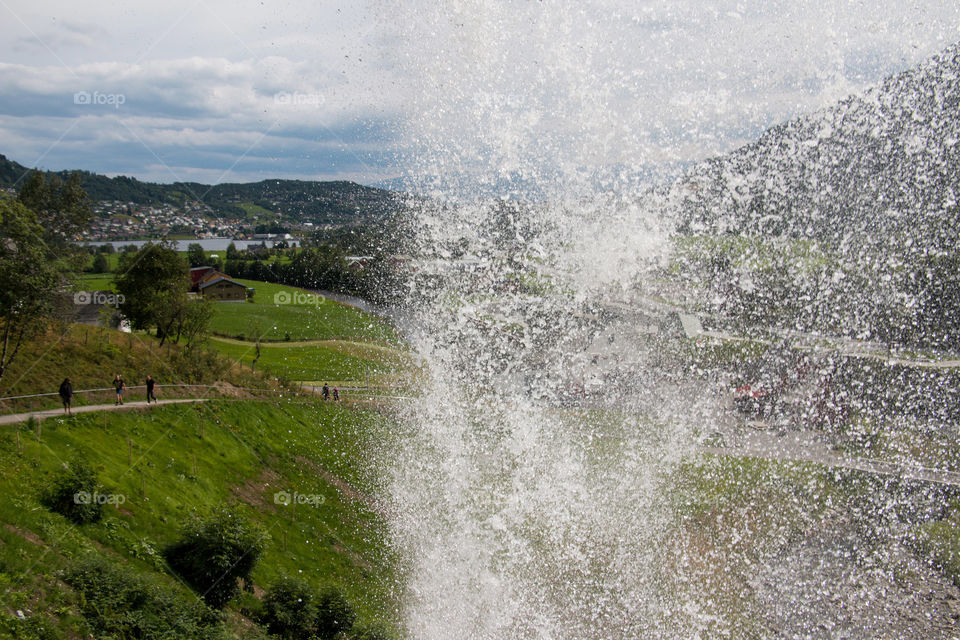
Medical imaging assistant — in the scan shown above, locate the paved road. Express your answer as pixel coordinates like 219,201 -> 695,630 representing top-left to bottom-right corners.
0,398 -> 208,425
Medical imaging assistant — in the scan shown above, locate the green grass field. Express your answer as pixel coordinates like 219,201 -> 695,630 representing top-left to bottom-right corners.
0,399 -> 399,638
210,337 -> 410,384
210,280 -> 400,344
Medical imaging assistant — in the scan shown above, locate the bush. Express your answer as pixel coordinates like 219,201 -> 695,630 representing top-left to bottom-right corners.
315,587 -> 356,639
348,625 -> 395,640
261,576 -> 317,639
40,459 -> 103,525
64,554 -> 227,640
163,508 -> 265,609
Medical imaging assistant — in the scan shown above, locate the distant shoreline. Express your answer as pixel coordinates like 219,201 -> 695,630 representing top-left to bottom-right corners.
77,237 -> 300,251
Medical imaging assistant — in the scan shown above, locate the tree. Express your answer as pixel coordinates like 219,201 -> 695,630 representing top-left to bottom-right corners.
261,576 -> 318,640
187,243 -> 207,268
40,458 -> 104,524
18,170 -> 92,243
114,243 -> 189,345
91,252 -> 110,273
314,588 -> 355,639
0,198 -> 64,382
163,509 -> 265,609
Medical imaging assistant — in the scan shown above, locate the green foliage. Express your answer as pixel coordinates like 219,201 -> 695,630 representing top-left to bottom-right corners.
164,508 -> 266,609
40,458 -> 103,525
0,198 -> 65,382
17,170 -> 92,244
114,243 -> 195,346
348,626 -> 395,640
314,587 -> 356,639
64,554 -> 228,640
261,576 -> 318,639
912,513 -> 960,587
0,613 -> 60,640
90,252 -> 109,274
115,242 -> 188,329
187,242 -> 207,268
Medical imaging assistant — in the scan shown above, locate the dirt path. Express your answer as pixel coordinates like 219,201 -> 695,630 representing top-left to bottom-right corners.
702,427 -> 960,487
0,398 -> 208,425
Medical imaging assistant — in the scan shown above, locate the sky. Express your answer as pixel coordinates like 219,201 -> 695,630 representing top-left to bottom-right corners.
0,0 -> 958,191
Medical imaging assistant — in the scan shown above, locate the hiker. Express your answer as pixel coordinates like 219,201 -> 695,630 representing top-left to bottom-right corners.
58,378 -> 73,415
113,374 -> 125,406
322,383 -> 330,402
332,387 -> 339,402
146,375 -> 157,404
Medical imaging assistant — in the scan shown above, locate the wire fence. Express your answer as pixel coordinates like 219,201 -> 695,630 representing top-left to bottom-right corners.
0,382 -> 406,415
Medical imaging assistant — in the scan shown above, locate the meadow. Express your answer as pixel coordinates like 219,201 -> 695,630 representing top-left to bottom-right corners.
0,399 -> 400,638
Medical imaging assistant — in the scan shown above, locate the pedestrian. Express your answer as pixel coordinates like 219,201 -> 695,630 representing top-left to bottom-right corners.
322,383 -> 330,402
146,374 -> 157,404
58,377 -> 73,415
113,374 -> 125,406
332,387 -> 339,402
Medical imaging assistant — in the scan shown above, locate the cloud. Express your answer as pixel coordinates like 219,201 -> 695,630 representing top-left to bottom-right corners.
0,0 -> 958,189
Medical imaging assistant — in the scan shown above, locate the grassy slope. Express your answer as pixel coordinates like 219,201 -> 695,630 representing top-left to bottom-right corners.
0,324 -> 272,413
205,279 -> 413,385
210,280 -> 400,344
0,399 -> 399,638
209,338 -> 412,385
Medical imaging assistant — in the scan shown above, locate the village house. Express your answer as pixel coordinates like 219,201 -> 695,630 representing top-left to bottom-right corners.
189,266 -> 249,301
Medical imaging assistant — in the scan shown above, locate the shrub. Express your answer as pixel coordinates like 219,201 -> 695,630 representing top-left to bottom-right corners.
40,459 -> 103,525
348,625 -> 395,640
163,508 -> 265,609
261,576 -> 317,639
64,554 -> 227,640
315,587 -> 356,639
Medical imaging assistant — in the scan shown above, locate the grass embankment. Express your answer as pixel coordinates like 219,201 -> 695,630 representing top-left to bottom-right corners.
210,280 -> 399,344
667,455 -> 849,636
210,338 -> 412,388
206,280 -> 415,387
0,324 -> 273,414
0,399 -> 399,638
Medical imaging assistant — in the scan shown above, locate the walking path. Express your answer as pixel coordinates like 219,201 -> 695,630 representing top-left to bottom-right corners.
0,399 -> 208,426
703,428 -> 960,487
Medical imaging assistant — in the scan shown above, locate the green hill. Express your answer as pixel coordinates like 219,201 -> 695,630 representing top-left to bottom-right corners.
0,153 -> 400,227
0,398 -> 399,639
0,318 -> 403,638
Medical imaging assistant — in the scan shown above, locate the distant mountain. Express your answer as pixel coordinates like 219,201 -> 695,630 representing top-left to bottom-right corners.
0,154 -> 400,226
662,41 -> 960,347
670,41 -> 960,254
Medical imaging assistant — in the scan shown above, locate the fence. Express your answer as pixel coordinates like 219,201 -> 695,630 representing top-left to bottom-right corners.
0,384 -> 291,415
0,382 -> 406,415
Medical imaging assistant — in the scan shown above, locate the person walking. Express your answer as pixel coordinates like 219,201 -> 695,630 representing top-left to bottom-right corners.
322,383 -> 330,402
146,375 -> 157,404
113,374 -> 125,406
58,377 -> 73,415
332,387 -> 339,402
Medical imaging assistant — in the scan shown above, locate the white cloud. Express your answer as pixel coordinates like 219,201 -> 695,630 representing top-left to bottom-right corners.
0,0 -> 958,187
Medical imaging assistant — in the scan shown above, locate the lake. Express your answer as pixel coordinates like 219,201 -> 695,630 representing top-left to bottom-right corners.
81,238 -> 300,252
